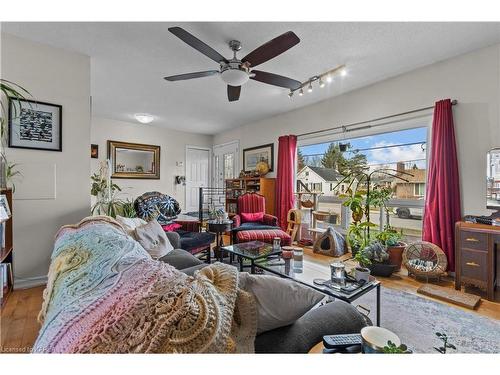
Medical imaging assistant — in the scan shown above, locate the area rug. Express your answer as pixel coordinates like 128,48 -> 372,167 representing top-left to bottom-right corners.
355,287 -> 500,353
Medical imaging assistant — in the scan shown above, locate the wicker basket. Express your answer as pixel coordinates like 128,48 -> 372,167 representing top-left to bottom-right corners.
403,241 -> 448,281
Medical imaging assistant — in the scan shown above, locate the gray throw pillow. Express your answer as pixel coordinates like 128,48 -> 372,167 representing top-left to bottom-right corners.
134,220 -> 174,259
239,272 -> 325,334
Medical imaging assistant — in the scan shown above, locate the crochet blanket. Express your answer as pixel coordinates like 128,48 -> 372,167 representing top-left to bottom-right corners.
33,216 -> 257,353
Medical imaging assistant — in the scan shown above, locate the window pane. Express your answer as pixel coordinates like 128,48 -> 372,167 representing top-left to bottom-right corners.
223,153 -> 234,179
297,127 -> 428,241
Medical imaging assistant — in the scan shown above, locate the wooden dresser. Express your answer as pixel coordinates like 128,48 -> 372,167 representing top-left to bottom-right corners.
455,221 -> 499,301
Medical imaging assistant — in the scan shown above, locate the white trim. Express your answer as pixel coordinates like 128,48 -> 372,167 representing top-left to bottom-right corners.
14,275 -> 47,290
185,145 -> 212,212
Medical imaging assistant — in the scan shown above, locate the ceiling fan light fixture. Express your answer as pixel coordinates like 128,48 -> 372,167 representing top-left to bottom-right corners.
221,68 -> 250,86
134,113 -> 154,124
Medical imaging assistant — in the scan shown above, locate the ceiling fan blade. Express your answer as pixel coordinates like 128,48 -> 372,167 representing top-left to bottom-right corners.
242,31 -> 300,67
164,70 -> 219,81
168,27 -> 228,64
227,85 -> 241,102
250,70 -> 301,90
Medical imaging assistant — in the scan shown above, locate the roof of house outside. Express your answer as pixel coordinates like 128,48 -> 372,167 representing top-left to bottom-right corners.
307,166 -> 344,182
395,168 -> 426,183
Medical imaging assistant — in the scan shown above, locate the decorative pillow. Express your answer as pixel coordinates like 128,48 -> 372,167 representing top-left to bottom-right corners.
241,212 -> 264,223
115,215 -> 147,237
134,220 -> 174,259
162,223 -> 182,232
238,273 -> 324,334
134,192 -> 181,224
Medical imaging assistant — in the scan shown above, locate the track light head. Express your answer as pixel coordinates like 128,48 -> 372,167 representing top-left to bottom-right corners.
288,90 -> 293,98
307,82 -> 313,93
326,75 -> 332,83
298,88 -> 304,96
319,78 -> 325,88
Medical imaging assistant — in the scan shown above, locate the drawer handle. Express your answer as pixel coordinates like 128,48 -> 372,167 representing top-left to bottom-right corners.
465,237 -> 480,242
466,262 -> 480,267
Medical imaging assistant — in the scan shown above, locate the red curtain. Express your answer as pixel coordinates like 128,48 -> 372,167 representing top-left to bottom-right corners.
276,135 -> 297,230
422,99 -> 461,271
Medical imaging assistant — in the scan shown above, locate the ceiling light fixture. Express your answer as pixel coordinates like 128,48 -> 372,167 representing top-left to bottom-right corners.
134,113 -> 154,124
287,64 -> 346,98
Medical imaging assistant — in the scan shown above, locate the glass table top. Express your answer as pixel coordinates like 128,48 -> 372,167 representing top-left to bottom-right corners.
255,258 -> 379,301
222,241 -> 282,260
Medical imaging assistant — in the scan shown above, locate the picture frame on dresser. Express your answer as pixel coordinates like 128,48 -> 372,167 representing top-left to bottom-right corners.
8,98 -> 62,152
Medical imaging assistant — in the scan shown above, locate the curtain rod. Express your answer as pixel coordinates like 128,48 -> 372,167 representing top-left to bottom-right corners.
296,99 -> 458,138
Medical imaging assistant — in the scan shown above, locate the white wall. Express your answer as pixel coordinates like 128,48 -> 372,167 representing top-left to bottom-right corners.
214,44 -> 500,216
1,33 -> 91,287
91,117 -> 213,210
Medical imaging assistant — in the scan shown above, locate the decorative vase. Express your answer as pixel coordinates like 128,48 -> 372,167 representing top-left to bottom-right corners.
387,242 -> 407,271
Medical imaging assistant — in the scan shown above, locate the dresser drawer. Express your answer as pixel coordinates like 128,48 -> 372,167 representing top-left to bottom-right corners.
460,249 -> 487,282
459,231 -> 488,251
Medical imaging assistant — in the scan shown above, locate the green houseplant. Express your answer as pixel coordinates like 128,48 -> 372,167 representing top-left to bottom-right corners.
0,79 -> 30,191
353,248 -> 372,282
90,161 -> 124,218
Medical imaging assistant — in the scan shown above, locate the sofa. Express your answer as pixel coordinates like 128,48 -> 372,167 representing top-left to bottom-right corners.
162,231 -> 369,353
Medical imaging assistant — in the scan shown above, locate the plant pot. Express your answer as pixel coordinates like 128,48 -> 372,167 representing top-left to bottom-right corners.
368,263 -> 397,277
387,242 -> 407,271
355,267 -> 371,283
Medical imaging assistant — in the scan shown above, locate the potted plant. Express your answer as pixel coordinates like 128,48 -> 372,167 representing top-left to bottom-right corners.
375,226 -> 406,271
363,241 -> 397,277
353,249 -> 371,282
341,189 -> 375,255
90,161 -> 123,218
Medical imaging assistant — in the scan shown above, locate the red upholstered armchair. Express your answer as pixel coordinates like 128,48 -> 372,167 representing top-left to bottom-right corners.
232,193 -> 278,228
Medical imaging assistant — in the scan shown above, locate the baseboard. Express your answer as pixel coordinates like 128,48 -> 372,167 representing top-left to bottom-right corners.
14,275 -> 48,290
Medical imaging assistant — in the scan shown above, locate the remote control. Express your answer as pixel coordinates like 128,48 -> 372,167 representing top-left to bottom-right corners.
323,334 -> 362,349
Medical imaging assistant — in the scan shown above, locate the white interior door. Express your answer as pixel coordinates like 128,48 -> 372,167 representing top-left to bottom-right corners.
185,147 -> 210,212
213,141 -> 239,189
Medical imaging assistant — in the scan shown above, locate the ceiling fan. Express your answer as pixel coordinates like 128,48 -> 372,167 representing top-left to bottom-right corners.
164,27 -> 302,102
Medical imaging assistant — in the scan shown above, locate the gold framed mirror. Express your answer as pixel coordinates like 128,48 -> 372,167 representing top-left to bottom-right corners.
107,140 -> 160,179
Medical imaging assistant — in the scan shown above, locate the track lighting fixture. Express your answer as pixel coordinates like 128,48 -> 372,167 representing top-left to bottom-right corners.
286,64 -> 346,98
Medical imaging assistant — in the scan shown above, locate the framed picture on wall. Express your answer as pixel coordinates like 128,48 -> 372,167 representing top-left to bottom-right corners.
91,144 -> 99,158
8,98 -> 62,152
243,143 -> 274,172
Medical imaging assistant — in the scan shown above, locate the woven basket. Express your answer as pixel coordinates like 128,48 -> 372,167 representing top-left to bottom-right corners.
403,241 -> 447,280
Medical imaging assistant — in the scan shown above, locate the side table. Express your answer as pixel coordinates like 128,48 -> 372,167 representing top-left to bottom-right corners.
207,219 -> 233,263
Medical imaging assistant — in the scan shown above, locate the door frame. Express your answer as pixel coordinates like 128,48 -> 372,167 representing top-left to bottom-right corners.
185,145 -> 212,212
212,140 -> 240,186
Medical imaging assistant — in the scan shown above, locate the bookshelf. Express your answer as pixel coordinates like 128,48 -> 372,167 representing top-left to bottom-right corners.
225,177 -> 276,216
1,188 -> 13,309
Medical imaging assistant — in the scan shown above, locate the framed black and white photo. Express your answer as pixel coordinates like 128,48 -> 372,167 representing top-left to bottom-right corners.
8,98 -> 62,152
243,143 -> 274,172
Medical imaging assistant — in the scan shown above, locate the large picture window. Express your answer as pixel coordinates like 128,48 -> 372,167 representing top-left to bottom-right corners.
297,126 -> 428,242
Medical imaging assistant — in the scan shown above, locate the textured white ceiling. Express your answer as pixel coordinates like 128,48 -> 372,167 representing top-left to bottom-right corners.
3,22 -> 500,134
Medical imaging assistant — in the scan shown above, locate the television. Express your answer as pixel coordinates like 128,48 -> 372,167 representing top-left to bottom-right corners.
486,148 -> 500,211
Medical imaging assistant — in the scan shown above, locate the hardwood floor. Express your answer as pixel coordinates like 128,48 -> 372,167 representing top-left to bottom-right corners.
1,285 -> 44,353
1,247 -> 498,353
